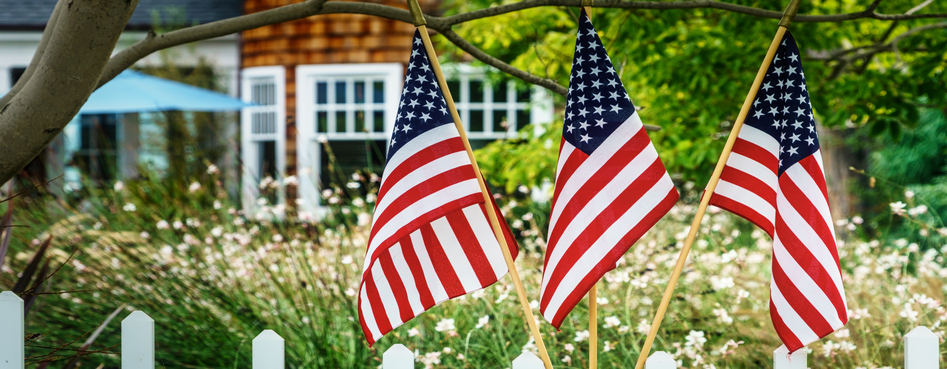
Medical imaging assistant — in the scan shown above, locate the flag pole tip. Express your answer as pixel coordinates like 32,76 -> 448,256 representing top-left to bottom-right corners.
778,0 -> 802,28
407,0 -> 426,26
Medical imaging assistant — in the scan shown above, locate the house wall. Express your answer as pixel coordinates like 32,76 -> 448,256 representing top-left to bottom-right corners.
241,0 -> 438,185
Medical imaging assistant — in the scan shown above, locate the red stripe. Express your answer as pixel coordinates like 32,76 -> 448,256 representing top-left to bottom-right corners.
483,193 -> 519,260
357,288 -> 375,346
362,193 -> 482,279
363,273 -> 392,338
544,188 -> 678,327
709,193 -> 775,236
542,159 -> 666,313
769,299 -> 804,352
731,137 -> 778,174
719,166 -> 777,208
798,155 -> 830,204
778,173 -> 842,273
771,258 -> 834,335
546,128 -> 651,265
369,165 -> 478,242
549,144 -> 588,225
376,137 -> 468,200
419,224 -> 465,297
445,210 -> 495,287
378,252 -> 414,325
399,236 -> 436,309
774,214 -> 847,323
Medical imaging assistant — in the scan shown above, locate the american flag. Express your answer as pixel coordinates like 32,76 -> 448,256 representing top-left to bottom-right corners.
357,30 -> 518,345
709,32 -> 848,352
540,10 -> 679,328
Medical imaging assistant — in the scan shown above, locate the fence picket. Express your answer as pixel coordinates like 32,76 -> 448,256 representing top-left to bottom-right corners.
773,345 -> 806,369
252,330 -> 285,369
645,351 -> 677,369
904,326 -> 939,369
511,352 -> 544,369
0,292 -> 24,369
121,311 -> 154,369
382,344 -> 414,369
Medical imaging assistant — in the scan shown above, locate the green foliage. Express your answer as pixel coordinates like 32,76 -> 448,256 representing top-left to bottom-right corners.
443,0 -> 947,186
477,122 -> 562,193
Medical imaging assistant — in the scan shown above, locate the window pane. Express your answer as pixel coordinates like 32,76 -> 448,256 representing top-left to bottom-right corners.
373,82 -> 385,103
355,111 -> 366,132
469,110 -> 484,132
316,112 -> 328,133
316,82 -> 327,104
336,112 -> 347,133
373,110 -> 385,132
493,83 -> 508,103
447,80 -> 461,101
335,81 -> 347,104
259,141 -> 278,179
493,111 -> 508,132
470,81 -> 484,103
319,140 -> 387,191
355,81 -> 366,104
516,109 -> 531,131
516,87 -> 531,102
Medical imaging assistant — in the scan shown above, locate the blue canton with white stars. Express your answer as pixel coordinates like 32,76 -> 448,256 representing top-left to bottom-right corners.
562,9 -> 636,155
387,30 -> 451,162
748,33 -> 820,176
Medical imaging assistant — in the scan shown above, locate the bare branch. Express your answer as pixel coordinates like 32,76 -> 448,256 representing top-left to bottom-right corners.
0,0 -> 66,107
438,29 -> 568,96
0,0 -> 139,185
441,0 -> 947,26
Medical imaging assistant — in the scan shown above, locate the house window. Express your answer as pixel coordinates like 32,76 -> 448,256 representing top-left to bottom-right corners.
444,65 -> 552,150
296,64 -> 403,214
240,66 -> 286,209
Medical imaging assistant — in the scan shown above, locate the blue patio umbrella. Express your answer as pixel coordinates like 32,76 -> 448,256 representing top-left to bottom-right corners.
79,70 -> 250,113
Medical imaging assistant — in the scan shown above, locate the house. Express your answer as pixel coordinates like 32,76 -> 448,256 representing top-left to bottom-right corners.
0,0 -> 243,192
239,0 -> 553,216
1,0 -> 553,213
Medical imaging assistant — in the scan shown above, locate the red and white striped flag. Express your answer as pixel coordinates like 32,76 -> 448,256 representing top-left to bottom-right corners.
709,32 -> 848,352
358,30 -> 518,345
540,10 -> 679,328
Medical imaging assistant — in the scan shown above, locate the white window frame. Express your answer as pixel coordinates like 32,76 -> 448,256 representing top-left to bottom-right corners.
295,63 -> 403,215
441,64 -> 554,140
240,66 -> 286,210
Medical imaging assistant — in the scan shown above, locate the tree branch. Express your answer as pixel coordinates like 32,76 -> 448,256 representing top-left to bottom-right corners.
0,0 -> 139,185
0,0 -> 66,107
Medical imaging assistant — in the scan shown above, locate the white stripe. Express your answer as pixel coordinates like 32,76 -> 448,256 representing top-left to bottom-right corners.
714,179 -> 775,224
726,151 -> 778,188
363,178 -> 481,272
770,279 -> 820,344
371,261 -> 403,329
772,234 -> 844,327
371,151 -> 473,226
812,150 -> 839,241
784,160 -> 835,243
462,205 -> 509,279
389,244 -> 425,315
543,137 -> 659,290
359,285 -> 382,340
542,177 -> 674,320
430,217 -> 482,292
736,124 -> 779,157
775,187 -> 845,297
547,112 -> 644,234
381,124 -> 461,181
410,230 -> 449,303
556,144 -> 577,181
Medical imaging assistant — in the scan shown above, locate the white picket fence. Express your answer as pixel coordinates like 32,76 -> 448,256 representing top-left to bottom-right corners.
1,291 -> 942,368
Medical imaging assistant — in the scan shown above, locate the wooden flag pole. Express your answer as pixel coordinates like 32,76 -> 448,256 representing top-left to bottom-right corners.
632,0 -> 802,368
407,1 -> 554,368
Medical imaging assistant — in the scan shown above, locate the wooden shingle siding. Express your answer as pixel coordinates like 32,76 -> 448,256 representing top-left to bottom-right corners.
241,0 -> 439,190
